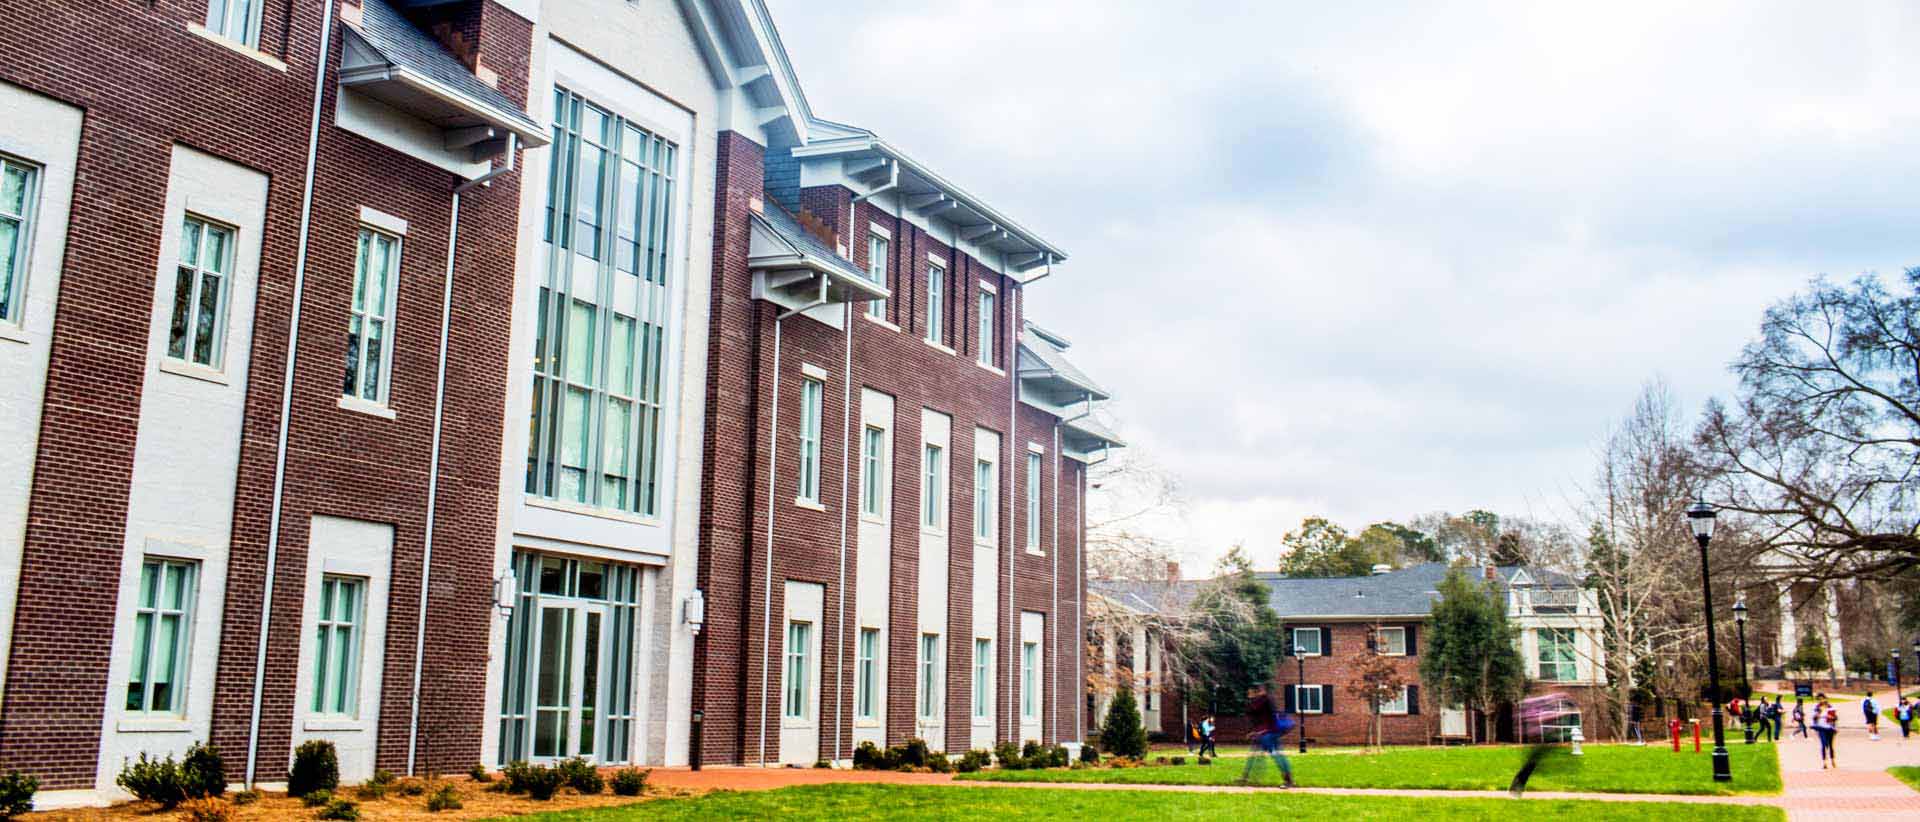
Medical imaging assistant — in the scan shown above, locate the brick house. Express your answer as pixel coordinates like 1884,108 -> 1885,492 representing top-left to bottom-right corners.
1135,564 -> 1613,747
0,0 -> 542,803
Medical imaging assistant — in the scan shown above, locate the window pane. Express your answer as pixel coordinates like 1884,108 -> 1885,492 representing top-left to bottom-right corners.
168,268 -> 194,360
194,271 -> 220,365
565,301 -> 596,386
360,318 -> 384,400
0,165 -> 30,215
368,236 -> 392,316
0,219 -> 20,322
312,624 -> 331,712
560,388 -> 591,502
204,224 -> 230,276
127,612 -> 152,711
153,613 -> 181,711
352,231 -> 372,312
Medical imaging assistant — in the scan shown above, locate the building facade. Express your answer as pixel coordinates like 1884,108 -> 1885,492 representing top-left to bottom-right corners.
0,0 -> 543,801
0,0 -> 1112,803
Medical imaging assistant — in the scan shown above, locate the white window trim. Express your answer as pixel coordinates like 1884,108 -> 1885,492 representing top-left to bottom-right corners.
1380,685 -> 1411,716
309,574 -> 367,718
358,205 -> 409,236
796,376 -> 824,506
868,222 -> 892,239
344,226 -> 401,406
976,288 -> 996,368
1294,684 -> 1325,715
921,443 -> 945,533
925,263 -> 946,346
1377,626 -> 1407,657
124,557 -> 200,718
918,633 -> 942,721
1020,640 -> 1041,721
973,456 -> 996,546
1291,627 -> 1323,657
976,279 -> 997,293
165,214 -> 237,372
972,637 -> 994,724
1023,451 -> 1043,556
859,424 -> 889,523
855,627 -> 881,724
783,619 -> 813,723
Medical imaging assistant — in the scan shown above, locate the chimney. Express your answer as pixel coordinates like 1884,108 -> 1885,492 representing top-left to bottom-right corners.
794,208 -> 842,256
1165,561 -> 1181,583
1484,565 -> 1498,582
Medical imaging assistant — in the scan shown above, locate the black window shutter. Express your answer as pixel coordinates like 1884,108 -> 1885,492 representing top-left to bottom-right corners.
1407,624 -> 1419,656
1282,625 -> 1293,656
1322,684 -> 1334,714
1408,685 -> 1421,715
1320,625 -> 1332,655
1284,684 -> 1296,712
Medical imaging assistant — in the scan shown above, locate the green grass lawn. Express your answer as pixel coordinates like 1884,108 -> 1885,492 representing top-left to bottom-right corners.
511,784 -> 1783,821
1891,766 -> 1920,792
958,743 -> 1781,795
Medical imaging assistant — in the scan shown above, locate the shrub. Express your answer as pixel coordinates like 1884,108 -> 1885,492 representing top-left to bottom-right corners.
1049,744 -> 1071,768
231,789 -> 261,806
557,757 -> 603,794
926,753 -> 953,774
1022,740 -> 1044,762
0,771 -> 35,819
180,797 -> 232,822
1171,756 -> 1186,766
993,741 -> 1024,770
853,742 -> 886,770
181,743 -> 227,799
1079,744 -> 1100,765
520,765 -> 564,801
426,784 -> 462,812
1099,688 -> 1149,759
117,752 -> 189,807
1198,756 -> 1212,765
898,738 -> 931,769
468,763 -> 493,783
501,761 -> 535,794
288,741 -> 340,798
301,790 -> 333,808
610,768 -> 649,797
370,769 -> 396,786
353,781 -> 386,801
955,750 -> 991,773
394,778 -> 427,797
318,798 -> 361,821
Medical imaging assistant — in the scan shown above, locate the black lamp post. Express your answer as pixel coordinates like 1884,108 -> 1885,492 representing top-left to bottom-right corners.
1294,645 -> 1308,754
1894,649 -> 1903,703
1734,596 -> 1753,744
1687,500 -> 1733,782
1666,659 -> 1678,721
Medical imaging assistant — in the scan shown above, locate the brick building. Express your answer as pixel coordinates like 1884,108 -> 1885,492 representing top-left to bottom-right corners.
0,0 -> 1115,802
0,0 -> 543,803
1104,564 -> 1613,747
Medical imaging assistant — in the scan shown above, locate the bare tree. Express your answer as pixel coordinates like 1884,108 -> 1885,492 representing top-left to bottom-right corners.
1346,628 -> 1408,751
1694,270 -> 1920,584
1085,447 -> 1186,582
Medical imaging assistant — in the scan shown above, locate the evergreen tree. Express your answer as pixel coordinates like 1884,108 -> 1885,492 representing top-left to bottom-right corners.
1183,546 -> 1287,715
1099,686 -> 1149,759
1419,567 -> 1526,742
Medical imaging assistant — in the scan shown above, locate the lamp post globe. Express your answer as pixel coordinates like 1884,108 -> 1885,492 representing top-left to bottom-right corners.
1686,499 -> 1733,782
1733,595 -> 1753,744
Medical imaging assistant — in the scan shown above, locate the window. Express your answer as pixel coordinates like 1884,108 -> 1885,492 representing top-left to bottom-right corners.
311,575 -> 365,715
1537,628 -> 1577,682
860,425 -> 886,518
866,233 -> 888,319
918,633 -> 941,719
1142,641 -> 1154,709
204,0 -> 262,47
167,216 -> 234,369
1542,712 -> 1582,743
1294,684 -> 1325,714
1291,627 -> 1322,656
973,638 -> 992,719
925,263 -> 944,344
973,457 -> 995,542
496,551 -> 647,765
0,156 -> 40,325
797,377 -> 823,504
784,620 -> 812,719
1379,685 -> 1410,715
528,88 -> 677,517
1376,626 -> 1407,656
1025,452 -> 1042,553
922,444 -> 944,529
856,628 -> 879,720
343,227 -> 400,404
1021,641 -> 1040,720
977,289 -> 995,365
126,558 -> 197,715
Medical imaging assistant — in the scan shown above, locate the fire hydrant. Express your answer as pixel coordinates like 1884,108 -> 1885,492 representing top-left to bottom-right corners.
1569,727 -> 1585,756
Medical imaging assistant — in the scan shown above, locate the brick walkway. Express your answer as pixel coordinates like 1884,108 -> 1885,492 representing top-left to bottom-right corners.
1771,722 -> 1917,820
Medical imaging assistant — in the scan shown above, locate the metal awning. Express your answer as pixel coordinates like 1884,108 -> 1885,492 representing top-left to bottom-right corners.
748,206 -> 888,311
338,0 -> 548,157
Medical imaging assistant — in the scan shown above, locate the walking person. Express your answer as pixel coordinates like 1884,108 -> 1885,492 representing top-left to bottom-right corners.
1861,691 -> 1880,740
1237,684 -> 1295,788
1812,696 -> 1838,769
1199,714 -> 1218,758
1759,696 -> 1779,742
1509,694 -> 1576,797
1792,697 -> 1808,738
1895,697 -> 1912,740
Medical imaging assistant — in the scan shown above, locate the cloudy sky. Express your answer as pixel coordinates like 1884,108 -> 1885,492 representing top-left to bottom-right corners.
764,0 -> 1920,573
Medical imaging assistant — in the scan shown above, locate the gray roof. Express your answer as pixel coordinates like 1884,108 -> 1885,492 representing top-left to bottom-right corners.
1089,579 -> 1197,616
1256,563 -> 1574,620
354,0 -> 543,136
1018,322 -> 1109,399
751,202 -> 867,282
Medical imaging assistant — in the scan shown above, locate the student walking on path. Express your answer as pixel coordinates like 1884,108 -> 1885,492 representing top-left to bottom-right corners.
1896,697 -> 1912,740
1812,696 -> 1838,768
1760,696 -> 1781,742
1861,691 -> 1880,740
1236,684 -> 1295,789
1792,697 -> 1808,738
1198,715 -> 1218,758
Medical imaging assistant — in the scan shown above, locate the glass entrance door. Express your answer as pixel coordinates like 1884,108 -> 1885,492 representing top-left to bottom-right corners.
530,602 -> 609,761
499,552 -> 645,765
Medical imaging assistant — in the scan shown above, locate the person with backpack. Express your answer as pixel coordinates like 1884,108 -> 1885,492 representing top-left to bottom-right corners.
1792,697 -> 1808,738
1199,714 -> 1218,758
1895,697 -> 1913,740
1761,696 -> 1781,742
1237,683 -> 1295,788
1862,691 -> 1880,740
1812,696 -> 1838,768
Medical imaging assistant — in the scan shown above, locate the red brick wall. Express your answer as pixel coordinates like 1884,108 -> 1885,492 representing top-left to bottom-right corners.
693,139 -> 1086,762
0,0 -> 530,787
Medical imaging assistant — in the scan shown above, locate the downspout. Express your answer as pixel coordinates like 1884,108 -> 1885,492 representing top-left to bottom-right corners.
247,0 -> 336,787
833,302 -> 854,764
1076,461 -> 1086,740
407,135 -> 518,777
1005,284 -> 1017,742
758,277 -> 829,765
1050,420 -> 1059,744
